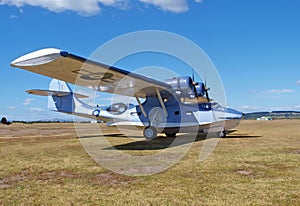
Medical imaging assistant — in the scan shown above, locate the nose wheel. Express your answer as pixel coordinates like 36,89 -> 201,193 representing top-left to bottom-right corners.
143,126 -> 157,141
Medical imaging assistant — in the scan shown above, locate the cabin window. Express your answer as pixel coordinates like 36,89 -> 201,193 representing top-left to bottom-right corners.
186,111 -> 193,116
199,103 -> 211,110
106,103 -> 127,115
130,112 -> 142,116
175,111 -> 180,115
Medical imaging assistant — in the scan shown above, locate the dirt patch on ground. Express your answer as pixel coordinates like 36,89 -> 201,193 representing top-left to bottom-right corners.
0,123 -> 77,139
93,172 -> 134,186
289,150 -> 300,154
0,169 -> 134,189
235,170 -> 253,176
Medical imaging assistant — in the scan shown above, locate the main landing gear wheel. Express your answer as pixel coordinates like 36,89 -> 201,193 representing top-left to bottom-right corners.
217,130 -> 226,138
143,126 -> 157,141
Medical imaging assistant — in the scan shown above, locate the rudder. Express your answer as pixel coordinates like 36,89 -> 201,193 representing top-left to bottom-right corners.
48,79 -> 74,113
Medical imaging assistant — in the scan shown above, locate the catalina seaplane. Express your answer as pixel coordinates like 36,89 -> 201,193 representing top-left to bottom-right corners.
11,48 -> 243,140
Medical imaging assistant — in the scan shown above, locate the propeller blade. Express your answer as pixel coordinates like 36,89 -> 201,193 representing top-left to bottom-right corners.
192,70 -> 195,82
190,73 -> 199,99
193,84 -> 199,99
202,82 -> 210,102
205,90 -> 210,102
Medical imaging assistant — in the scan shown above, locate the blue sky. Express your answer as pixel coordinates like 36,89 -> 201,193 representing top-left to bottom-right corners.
0,0 -> 300,121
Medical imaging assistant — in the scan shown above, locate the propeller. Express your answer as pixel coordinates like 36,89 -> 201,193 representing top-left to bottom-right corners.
191,70 -> 199,99
191,70 -> 210,102
203,79 -> 210,102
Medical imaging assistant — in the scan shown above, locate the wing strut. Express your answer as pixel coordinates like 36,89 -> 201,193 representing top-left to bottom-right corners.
155,88 -> 168,118
135,95 -> 147,118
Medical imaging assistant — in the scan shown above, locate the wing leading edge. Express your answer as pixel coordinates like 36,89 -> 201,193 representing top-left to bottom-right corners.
11,48 -> 172,98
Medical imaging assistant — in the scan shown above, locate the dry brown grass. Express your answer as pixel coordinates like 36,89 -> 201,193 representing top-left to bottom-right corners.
0,120 -> 299,205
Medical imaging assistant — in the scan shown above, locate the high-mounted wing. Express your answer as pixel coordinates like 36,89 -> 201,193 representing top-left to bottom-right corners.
11,48 -> 172,98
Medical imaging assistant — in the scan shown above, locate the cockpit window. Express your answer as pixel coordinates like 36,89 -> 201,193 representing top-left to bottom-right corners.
211,102 -> 219,109
199,103 -> 211,110
106,103 -> 127,115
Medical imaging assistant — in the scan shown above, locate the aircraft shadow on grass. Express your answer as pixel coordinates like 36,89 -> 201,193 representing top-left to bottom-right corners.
79,133 -> 206,150
77,131 -> 261,151
223,135 -> 262,139
221,130 -> 262,139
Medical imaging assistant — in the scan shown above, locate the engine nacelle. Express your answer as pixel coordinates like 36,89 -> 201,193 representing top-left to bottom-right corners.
165,76 -> 204,98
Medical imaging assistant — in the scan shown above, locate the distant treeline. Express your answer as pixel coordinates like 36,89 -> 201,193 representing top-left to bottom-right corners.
12,120 -> 92,124
244,111 -> 300,120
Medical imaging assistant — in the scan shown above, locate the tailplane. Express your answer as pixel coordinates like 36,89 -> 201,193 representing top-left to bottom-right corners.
26,79 -> 88,113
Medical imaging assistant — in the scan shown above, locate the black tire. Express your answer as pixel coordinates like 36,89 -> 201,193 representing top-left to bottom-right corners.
143,126 -> 157,141
165,133 -> 177,137
218,130 -> 226,138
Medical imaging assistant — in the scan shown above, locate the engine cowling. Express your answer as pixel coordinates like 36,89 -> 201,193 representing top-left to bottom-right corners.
165,76 -> 204,98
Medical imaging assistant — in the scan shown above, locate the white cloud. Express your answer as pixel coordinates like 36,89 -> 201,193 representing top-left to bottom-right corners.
7,106 -> 17,110
140,0 -> 202,13
29,107 -> 45,112
296,80 -> 300,85
22,98 -> 34,105
263,89 -> 295,95
140,0 -> 187,13
9,14 -> 18,19
0,0 -> 201,15
0,0 -> 101,15
99,0 -> 130,9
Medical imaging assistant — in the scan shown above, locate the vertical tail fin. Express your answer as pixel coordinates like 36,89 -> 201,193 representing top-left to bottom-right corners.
49,78 -> 72,93
48,79 -> 74,113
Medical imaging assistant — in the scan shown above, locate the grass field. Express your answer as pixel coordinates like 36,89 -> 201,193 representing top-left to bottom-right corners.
0,120 -> 299,205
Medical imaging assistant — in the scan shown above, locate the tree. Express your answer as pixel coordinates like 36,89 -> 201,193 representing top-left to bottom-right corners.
1,117 -> 11,125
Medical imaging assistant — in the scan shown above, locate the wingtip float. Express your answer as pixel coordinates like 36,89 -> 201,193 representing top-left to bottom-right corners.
11,48 -> 68,67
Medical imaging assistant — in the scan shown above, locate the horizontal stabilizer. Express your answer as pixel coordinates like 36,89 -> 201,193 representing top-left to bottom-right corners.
26,89 -> 89,98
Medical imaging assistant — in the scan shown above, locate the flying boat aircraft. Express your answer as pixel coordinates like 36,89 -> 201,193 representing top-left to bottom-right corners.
11,48 -> 243,140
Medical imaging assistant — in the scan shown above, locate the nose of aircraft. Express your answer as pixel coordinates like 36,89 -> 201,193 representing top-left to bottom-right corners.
226,107 -> 244,119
